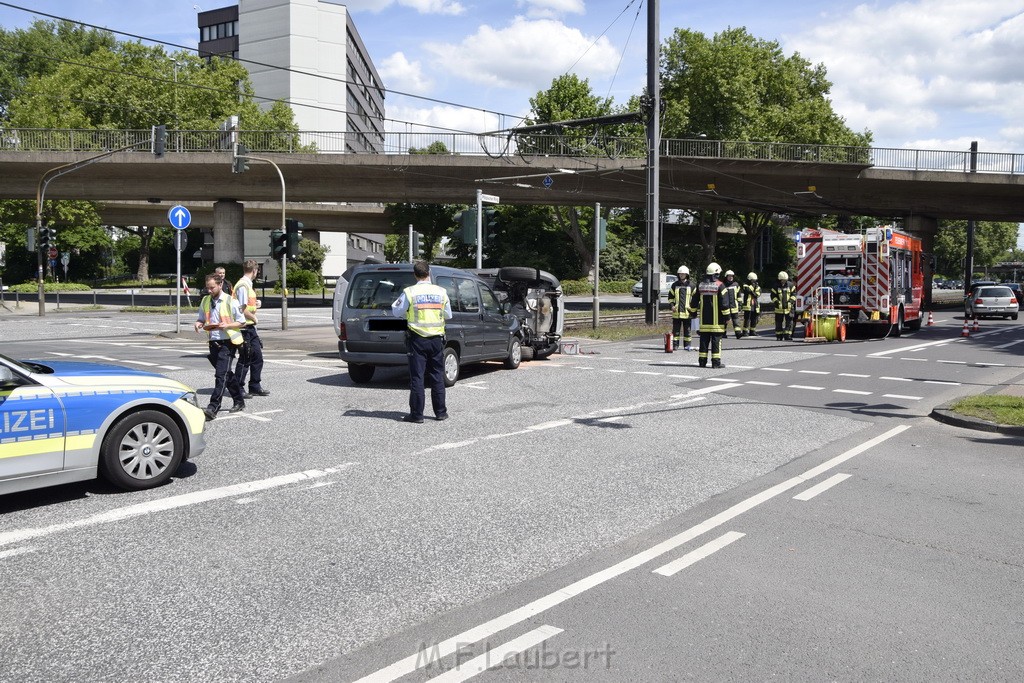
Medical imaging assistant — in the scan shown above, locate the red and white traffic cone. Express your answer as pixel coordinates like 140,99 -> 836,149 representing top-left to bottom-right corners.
973,317 -> 980,333
927,311 -> 934,326
961,318 -> 970,337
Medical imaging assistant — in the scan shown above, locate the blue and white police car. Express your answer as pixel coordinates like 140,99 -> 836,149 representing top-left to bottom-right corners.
0,352 -> 206,495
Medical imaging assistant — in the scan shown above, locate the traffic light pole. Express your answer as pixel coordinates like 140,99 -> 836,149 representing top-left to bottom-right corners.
235,152 -> 290,330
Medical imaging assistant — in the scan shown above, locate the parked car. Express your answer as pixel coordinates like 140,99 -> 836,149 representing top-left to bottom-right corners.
631,273 -> 678,298
964,285 -> 1019,320
0,353 -> 206,496
332,262 -> 533,386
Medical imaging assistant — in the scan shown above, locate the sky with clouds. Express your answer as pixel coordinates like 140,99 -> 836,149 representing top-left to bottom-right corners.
1,0 -> 1022,155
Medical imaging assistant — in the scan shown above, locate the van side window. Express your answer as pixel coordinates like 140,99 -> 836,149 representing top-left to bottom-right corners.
480,286 -> 500,314
456,278 -> 480,313
436,276 -> 457,310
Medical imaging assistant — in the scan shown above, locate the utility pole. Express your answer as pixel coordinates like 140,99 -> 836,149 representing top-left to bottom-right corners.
963,141 -> 977,294
644,0 -> 661,324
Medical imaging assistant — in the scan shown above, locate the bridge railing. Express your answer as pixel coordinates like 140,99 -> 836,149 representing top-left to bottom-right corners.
2,128 -> 1022,174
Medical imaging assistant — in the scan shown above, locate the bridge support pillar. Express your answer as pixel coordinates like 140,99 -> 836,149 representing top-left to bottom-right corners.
906,215 -> 938,308
213,199 -> 245,264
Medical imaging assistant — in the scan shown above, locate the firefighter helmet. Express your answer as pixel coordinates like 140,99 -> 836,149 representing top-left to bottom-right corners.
724,270 -> 735,277
706,262 -> 722,275
778,271 -> 789,281
747,272 -> 758,281
677,265 -> 689,276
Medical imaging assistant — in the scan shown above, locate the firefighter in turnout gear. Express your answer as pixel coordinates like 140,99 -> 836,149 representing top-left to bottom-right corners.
740,272 -> 761,336
689,262 -> 731,368
772,271 -> 797,341
722,270 -> 742,338
669,265 -> 696,350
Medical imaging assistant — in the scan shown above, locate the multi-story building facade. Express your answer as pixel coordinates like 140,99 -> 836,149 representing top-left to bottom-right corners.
197,0 -> 387,276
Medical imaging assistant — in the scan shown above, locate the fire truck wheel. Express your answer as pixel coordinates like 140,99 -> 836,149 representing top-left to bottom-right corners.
891,309 -> 905,337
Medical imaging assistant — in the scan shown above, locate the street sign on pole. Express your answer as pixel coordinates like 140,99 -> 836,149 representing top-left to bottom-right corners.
167,205 -> 191,230
480,193 -> 500,204
47,247 -> 58,260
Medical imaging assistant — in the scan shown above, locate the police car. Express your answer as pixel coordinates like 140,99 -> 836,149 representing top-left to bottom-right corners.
0,352 -> 206,495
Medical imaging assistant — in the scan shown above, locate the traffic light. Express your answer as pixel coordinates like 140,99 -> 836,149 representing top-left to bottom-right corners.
152,124 -> 167,158
412,230 -> 425,259
285,218 -> 303,259
232,143 -> 250,174
455,209 -> 477,244
270,229 -> 287,259
38,227 -> 54,251
597,217 -> 607,250
483,208 -> 499,245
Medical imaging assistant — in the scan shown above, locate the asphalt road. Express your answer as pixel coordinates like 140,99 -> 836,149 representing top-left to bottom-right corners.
0,309 -> 1021,682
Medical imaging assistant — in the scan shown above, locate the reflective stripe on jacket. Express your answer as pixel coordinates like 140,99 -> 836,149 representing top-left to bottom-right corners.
233,275 -> 258,326
771,283 -> 796,314
690,276 -> 727,333
741,283 -> 761,312
669,280 -> 696,319
404,282 -> 448,337
201,296 -> 243,344
723,281 -> 740,314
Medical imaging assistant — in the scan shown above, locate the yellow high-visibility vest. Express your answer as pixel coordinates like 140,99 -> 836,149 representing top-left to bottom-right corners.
404,282 -> 448,338
201,296 -> 243,345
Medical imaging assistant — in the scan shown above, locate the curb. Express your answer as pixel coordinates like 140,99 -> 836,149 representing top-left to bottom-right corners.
930,404 -> 1024,437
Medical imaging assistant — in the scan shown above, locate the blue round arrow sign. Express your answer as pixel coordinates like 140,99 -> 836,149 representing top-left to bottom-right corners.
168,205 -> 191,230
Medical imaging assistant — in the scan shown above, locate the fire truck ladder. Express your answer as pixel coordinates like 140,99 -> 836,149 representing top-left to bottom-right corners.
803,287 -> 846,343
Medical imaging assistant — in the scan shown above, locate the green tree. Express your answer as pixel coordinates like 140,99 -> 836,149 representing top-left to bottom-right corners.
934,221 -> 1019,277
294,238 -> 330,278
660,27 -> 872,271
386,141 -> 460,263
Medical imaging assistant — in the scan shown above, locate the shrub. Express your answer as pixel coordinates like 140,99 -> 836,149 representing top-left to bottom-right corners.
561,278 -> 635,296
273,267 -> 320,292
9,281 -> 91,293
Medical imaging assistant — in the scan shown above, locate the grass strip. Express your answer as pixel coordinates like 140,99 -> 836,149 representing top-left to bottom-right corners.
948,395 -> 1024,427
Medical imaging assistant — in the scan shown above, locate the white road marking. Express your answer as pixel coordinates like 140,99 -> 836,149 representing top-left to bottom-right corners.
669,374 -> 699,379
0,463 -> 359,548
608,369 -> 627,373
833,389 -> 872,395
924,380 -> 960,386
789,385 -> 825,391
883,394 -> 922,400
880,376 -> 912,382
727,364 -> 753,369
357,426 -> 909,683
653,531 -> 746,577
995,339 -> 1024,349
459,382 -> 489,390
798,370 -> 830,375
899,357 -> 928,362
0,546 -> 38,560
938,360 -> 966,365
835,353 -> 858,357
839,373 -> 870,378
793,473 -> 852,501
428,625 -> 564,683
706,377 -> 738,383
868,338 -> 957,356
762,368 -> 792,372
214,409 -> 284,423
573,366 -> 595,370
745,381 -> 780,386
634,371 -> 663,376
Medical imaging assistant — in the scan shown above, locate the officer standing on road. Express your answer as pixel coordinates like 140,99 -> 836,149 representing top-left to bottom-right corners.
233,259 -> 270,398
722,270 -> 742,339
669,265 -> 696,351
690,262 -> 729,368
194,273 -> 246,420
772,271 -> 797,341
741,272 -> 761,336
391,261 -> 453,423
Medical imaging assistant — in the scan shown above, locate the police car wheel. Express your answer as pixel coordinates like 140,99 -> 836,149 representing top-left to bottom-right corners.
443,347 -> 460,387
504,338 -> 522,369
100,410 -> 184,491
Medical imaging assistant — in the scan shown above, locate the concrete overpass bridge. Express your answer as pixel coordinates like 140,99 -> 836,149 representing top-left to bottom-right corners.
2,129 -> 1023,261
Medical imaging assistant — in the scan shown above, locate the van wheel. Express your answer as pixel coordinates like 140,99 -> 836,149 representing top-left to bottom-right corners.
348,363 -> 375,384
443,347 -> 460,387
504,338 -> 522,369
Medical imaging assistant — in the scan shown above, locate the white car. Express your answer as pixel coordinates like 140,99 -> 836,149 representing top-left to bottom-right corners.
631,273 -> 678,298
0,353 -> 206,495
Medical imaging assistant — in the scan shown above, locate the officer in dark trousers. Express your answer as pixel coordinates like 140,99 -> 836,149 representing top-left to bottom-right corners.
233,259 -> 270,398
690,262 -> 730,368
722,270 -> 742,338
391,261 -> 453,423
194,273 -> 246,421
669,265 -> 696,350
772,271 -> 797,340
741,272 -> 761,336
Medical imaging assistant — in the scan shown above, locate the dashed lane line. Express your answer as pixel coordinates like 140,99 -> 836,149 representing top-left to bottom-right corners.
793,473 -> 852,501
428,625 -> 565,683
833,389 -> 873,396
882,394 -> 922,400
653,531 -> 746,577
788,385 -> 825,391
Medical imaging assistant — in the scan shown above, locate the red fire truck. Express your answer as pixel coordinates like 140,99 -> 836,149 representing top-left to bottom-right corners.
795,226 -> 926,337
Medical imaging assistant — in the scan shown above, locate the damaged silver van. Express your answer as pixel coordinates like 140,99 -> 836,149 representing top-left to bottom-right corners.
332,263 -> 563,386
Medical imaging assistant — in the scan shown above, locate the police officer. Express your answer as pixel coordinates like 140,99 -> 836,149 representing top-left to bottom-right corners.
669,265 -> 696,350
772,271 -> 797,341
741,272 -> 761,336
391,261 -> 453,423
690,262 -> 729,368
722,270 -> 742,338
194,273 -> 246,420
233,259 -> 270,398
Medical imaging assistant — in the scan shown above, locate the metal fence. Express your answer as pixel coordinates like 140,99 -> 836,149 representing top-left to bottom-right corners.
2,127 -> 1021,174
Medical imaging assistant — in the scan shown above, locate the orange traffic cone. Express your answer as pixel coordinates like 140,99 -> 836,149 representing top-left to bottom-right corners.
927,311 -> 934,326
973,317 -> 980,333
961,318 -> 970,337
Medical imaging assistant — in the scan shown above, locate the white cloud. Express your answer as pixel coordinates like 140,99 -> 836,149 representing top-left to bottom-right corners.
384,104 -> 505,152
787,0 -> 1024,149
516,0 -> 586,19
378,52 -> 434,94
343,0 -> 465,14
423,17 -> 620,91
